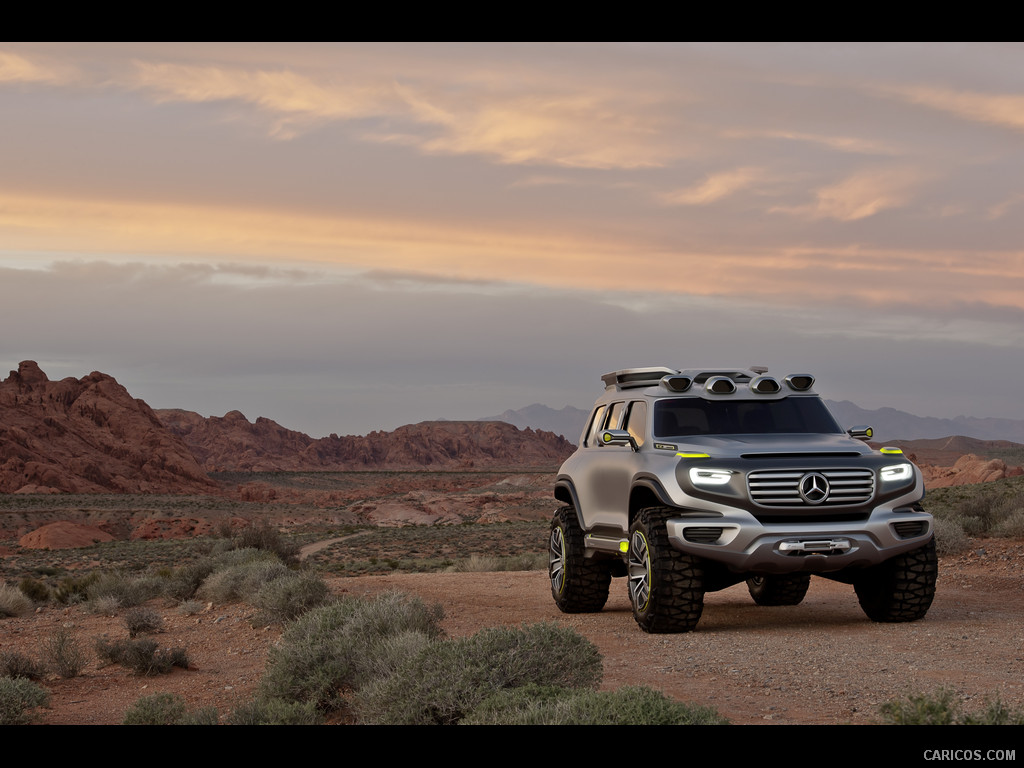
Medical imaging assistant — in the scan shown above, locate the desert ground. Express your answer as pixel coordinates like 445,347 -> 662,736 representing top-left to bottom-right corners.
3,537 -> 1021,726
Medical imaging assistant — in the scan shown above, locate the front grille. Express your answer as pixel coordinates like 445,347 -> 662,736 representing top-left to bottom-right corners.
747,468 -> 874,507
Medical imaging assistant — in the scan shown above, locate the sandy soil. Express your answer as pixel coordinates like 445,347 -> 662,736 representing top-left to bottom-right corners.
6,539 -> 1022,725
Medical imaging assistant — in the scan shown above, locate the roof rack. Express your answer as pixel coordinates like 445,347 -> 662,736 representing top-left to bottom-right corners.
601,367 -> 678,389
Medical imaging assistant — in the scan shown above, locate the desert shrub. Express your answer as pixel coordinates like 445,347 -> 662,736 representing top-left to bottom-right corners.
177,600 -> 205,615
95,638 -> 188,676
232,522 -> 299,565
124,607 -> 163,638
250,572 -> 330,623
355,622 -> 603,725
259,591 -> 445,711
43,628 -> 87,678
0,677 -> 50,725
53,572 -> 100,604
0,583 -> 33,618
228,697 -> 322,725
879,688 -> 1024,725
123,692 -> 218,725
88,594 -> 122,616
165,559 -> 217,601
931,516 -> 972,556
86,572 -> 163,608
198,553 -> 290,605
990,508 -> 1024,538
463,684 -> 729,725
0,650 -> 45,680
18,577 -> 51,604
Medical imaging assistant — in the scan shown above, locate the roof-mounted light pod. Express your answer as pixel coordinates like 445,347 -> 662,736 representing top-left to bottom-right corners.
785,374 -> 815,391
750,376 -> 781,394
662,375 -> 693,392
705,376 -> 736,395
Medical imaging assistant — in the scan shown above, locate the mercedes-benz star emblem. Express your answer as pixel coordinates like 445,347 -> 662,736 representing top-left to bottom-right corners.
799,472 -> 830,504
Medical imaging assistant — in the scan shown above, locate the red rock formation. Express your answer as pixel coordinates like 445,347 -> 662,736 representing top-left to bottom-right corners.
0,361 -> 216,494
19,521 -> 115,549
157,411 -> 575,472
919,454 -> 1024,488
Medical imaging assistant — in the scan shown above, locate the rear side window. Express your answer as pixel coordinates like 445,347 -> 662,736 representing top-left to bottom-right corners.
584,405 -> 608,447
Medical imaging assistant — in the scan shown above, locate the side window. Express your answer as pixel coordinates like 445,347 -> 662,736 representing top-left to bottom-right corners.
584,405 -> 608,447
606,401 -> 626,431
625,400 -> 647,448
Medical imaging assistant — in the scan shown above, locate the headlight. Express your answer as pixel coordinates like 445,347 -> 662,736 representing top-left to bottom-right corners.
880,463 -> 913,483
689,468 -> 734,486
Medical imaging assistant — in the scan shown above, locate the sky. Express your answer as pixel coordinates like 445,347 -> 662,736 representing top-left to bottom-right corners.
1,42 -> 1023,437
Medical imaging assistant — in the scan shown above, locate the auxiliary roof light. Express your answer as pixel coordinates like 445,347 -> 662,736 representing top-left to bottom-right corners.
662,375 -> 693,392
705,376 -> 736,395
750,376 -> 781,394
784,374 -> 815,391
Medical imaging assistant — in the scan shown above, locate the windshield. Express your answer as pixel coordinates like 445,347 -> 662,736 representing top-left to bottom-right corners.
653,397 -> 842,437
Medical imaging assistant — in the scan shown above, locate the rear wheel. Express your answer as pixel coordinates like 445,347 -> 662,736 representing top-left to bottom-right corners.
628,507 -> 704,633
746,573 -> 811,606
549,505 -> 610,613
854,539 -> 937,622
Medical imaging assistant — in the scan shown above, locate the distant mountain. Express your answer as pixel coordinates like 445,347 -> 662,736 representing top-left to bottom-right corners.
487,400 -> 1024,444
825,401 -> 1024,443
482,404 -> 590,443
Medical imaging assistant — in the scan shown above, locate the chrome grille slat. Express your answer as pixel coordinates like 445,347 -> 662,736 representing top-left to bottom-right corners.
748,468 -> 874,507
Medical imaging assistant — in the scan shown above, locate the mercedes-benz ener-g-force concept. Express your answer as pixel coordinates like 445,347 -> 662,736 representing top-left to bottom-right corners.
549,367 -> 936,633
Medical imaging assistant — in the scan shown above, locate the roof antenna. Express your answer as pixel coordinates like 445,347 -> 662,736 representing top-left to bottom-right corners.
749,365 -> 769,374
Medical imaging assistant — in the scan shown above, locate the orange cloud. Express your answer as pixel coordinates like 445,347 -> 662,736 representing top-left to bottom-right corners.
886,84 -> 1024,133
660,167 -> 765,206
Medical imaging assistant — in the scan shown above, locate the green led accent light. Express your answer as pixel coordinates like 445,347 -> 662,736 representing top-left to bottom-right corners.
676,452 -> 711,458
879,447 -> 903,455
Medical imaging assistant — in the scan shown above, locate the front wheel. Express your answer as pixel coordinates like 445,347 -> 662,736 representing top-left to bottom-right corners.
628,507 -> 704,633
854,539 -> 937,622
549,505 -> 610,613
746,573 -> 811,606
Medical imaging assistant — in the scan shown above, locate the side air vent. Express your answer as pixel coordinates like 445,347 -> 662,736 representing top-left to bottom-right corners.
892,520 -> 929,539
683,527 -> 724,544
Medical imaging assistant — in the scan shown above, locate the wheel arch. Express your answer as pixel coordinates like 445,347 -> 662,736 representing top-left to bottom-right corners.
628,478 -> 674,527
554,478 -> 580,511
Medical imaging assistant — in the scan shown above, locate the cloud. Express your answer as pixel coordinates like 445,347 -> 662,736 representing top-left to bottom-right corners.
660,167 -> 765,206
0,50 -> 76,85
886,84 -> 1024,133
781,167 -> 926,221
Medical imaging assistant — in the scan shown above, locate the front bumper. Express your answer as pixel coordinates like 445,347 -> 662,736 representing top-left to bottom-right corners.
665,503 -> 932,574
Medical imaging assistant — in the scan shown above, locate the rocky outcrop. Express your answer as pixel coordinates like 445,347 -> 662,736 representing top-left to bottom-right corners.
0,361 -> 216,494
919,454 -> 1024,488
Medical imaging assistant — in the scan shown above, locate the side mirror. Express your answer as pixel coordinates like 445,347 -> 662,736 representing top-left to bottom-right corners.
847,425 -> 873,441
600,429 -> 637,451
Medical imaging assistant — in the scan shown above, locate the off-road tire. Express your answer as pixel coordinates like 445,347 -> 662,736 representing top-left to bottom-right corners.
628,506 -> 704,633
746,574 -> 811,606
549,506 -> 610,613
854,539 -> 937,622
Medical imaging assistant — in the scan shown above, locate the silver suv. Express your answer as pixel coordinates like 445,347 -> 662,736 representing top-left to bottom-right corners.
549,367 -> 936,633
